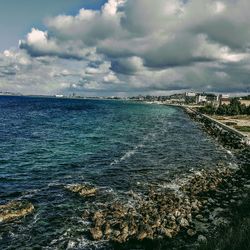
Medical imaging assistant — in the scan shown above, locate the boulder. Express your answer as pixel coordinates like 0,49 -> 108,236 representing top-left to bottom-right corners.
137,230 -> 148,241
178,218 -> 189,228
0,200 -> 34,222
90,227 -> 103,240
66,184 -> 97,197
197,235 -> 207,244
187,229 -> 196,237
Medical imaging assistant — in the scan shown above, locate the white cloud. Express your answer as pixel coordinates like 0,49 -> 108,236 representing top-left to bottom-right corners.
214,2 -> 226,14
103,72 -> 120,83
1,0 -> 250,95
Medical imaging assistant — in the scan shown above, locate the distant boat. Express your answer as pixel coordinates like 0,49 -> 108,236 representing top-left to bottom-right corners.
55,94 -> 64,98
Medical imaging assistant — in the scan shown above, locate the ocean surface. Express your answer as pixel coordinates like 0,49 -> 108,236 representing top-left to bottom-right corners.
0,96 -> 235,249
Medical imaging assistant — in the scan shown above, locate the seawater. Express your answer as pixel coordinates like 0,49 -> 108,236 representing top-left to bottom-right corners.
0,96 -> 234,249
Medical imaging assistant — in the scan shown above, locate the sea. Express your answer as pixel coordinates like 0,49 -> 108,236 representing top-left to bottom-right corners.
0,96 -> 235,249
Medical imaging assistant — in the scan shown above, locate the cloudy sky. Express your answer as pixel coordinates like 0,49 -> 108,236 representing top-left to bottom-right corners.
0,0 -> 250,96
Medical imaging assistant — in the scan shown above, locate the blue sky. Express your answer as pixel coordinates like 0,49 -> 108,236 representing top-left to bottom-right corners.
0,0 -> 250,96
0,0 -> 106,51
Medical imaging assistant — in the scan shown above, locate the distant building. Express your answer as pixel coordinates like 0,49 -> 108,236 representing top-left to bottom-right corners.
185,92 -> 196,104
169,93 -> 185,104
219,94 -> 230,105
206,93 -> 219,106
185,92 -> 196,97
196,94 -> 207,104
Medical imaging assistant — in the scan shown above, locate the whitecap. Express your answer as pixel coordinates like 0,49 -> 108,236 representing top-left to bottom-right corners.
110,143 -> 144,166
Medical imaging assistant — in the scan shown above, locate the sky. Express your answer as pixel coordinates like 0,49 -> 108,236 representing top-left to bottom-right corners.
0,0 -> 250,96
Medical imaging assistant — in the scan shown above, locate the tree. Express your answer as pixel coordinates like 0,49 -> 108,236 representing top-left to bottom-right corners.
228,98 -> 241,115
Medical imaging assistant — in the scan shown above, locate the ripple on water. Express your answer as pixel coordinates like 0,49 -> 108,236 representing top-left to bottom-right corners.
0,97 -> 236,249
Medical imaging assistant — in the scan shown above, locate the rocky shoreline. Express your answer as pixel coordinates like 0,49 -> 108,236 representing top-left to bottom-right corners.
79,108 -> 249,249
73,164 -> 247,249
0,107 -> 249,250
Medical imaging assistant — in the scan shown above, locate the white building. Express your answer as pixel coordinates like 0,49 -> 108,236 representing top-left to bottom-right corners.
185,92 -> 196,97
196,94 -> 207,104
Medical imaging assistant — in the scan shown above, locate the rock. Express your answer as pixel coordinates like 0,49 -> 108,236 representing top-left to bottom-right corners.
194,221 -> 209,234
178,218 -> 189,228
167,213 -> 176,221
174,210 -> 181,217
243,184 -> 250,189
196,214 -> 203,221
208,198 -> 215,204
82,210 -> 90,220
90,227 -> 103,240
187,213 -> 192,222
163,228 -> 173,238
0,200 -> 34,222
66,184 -> 97,197
104,223 -> 112,238
93,211 -> 103,221
152,217 -> 161,228
137,230 -> 148,241
197,235 -> 207,244
212,217 -> 230,227
120,225 -> 129,242
113,230 -> 121,238
187,229 -> 196,237
83,165 -> 239,244
191,201 -> 199,211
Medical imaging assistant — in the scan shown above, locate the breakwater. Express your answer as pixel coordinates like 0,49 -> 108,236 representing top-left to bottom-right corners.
184,106 -> 250,148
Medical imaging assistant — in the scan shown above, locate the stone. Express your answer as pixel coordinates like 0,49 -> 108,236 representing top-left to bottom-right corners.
187,213 -> 192,222
0,200 -> 34,222
178,218 -> 189,228
152,217 -> 161,228
212,217 -> 230,227
113,230 -> 121,238
174,210 -> 181,217
243,184 -> 250,189
90,227 -> 103,240
208,198 -> 215,204
167,213 -> 176,221
191,202 -> 199,211
197,235 -> 207,244
187,229 -> 196,237
196,214 -> 204,221
137,231 -> 148,241
194,221 -> 209,234
93,211 -> 103,221
82,210 -> 90,220
164,228 -> 173,238
104,223 -> 112,238
66,184 -> 97,197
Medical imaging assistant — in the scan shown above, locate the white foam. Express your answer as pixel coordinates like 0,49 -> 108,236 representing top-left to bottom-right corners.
110,132 -> 157,166
110,143 -> 143,166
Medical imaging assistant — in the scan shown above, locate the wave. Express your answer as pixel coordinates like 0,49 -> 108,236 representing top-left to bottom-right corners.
110,144 -> 143,166
110,132 -> 157,166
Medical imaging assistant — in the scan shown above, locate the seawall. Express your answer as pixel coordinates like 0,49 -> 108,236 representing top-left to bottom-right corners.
180,106 -> 250,149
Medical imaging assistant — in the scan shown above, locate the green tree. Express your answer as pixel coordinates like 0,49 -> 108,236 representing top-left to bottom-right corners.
228,98 -> 241,115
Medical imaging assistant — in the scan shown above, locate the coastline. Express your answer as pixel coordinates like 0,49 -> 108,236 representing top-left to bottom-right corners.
0,100 -> 249,249
79,103 -> 250,249
180,104 -> 250,249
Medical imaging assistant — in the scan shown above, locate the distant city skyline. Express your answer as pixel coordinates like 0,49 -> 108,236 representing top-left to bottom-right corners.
1,0 -> 250,96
